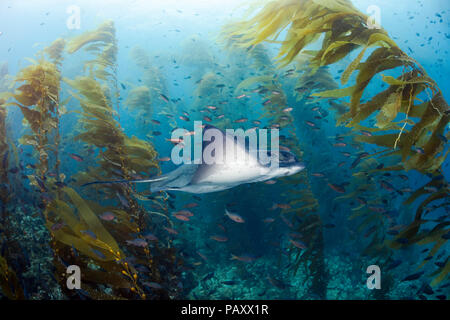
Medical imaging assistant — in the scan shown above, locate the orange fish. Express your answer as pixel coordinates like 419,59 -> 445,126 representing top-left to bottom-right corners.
328,183 -> 345,193
126,238 -> 148,247
99,212 -> 116,221
210,235 -> 228,242
271,203 -> 291,210
173,210 -> 194,217
225,209 -> 245,223
289,232 -> 303,239
230,254 -> 257,262
276,203 -> 291,209
164,226 -> 178,235
160,94 -> 169,103
172,213 -> 190,221
280,215 -> 293,228
289,239 -> 307,249
143,281 -> 163,289
333,143 -> 347,147
166,138 -> 183,144
279,146 -> 291,152
69,153 -> 83,162
311,172 -> 325,177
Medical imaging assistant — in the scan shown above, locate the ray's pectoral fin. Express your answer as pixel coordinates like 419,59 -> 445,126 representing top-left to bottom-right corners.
150,164 -> 199,192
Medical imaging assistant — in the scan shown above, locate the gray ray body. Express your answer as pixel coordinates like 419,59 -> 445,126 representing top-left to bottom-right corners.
149,125 -> 305,194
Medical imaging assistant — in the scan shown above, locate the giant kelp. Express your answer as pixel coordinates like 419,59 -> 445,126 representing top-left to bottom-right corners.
0,66 -> 12,252
8,60 -> 62,188
192,71 -> 233,129
0,40 -> 66,300
45,186 -> 152,299
5,38 -> 67,198
67,21 -> 117,82
223,0 -> 449,287
0,100 -> 9,208
67,20 -> 120,117
0,88 -> 23,300
126,86 -> 152,118
223,0 -> 448,173
0,20 -> 182,300
293,58 -> 348,119
0,255 -> 24,299
129,46 -> 176,128
66,75 -> 160,195
180,34 -> 215,79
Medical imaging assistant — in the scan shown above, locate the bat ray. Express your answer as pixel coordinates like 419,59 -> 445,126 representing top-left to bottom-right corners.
82,125 -> 305,194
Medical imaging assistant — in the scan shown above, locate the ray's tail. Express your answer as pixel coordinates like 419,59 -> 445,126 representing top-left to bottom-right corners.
81,176 -> 167,188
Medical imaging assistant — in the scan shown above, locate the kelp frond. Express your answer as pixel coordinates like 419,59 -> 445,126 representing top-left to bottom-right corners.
67,20 -> 115,55
7,50 -> 63,189
67,20 -> 117,82
224,0 -> 449,175
43,38 -> 66,65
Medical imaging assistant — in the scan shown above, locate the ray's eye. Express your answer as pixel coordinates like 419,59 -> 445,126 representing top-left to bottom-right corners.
279,150 -> 296,163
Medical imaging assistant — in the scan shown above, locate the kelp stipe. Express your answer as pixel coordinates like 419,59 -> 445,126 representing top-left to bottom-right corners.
223,0 -> 449,287
295,61 -> 397,290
